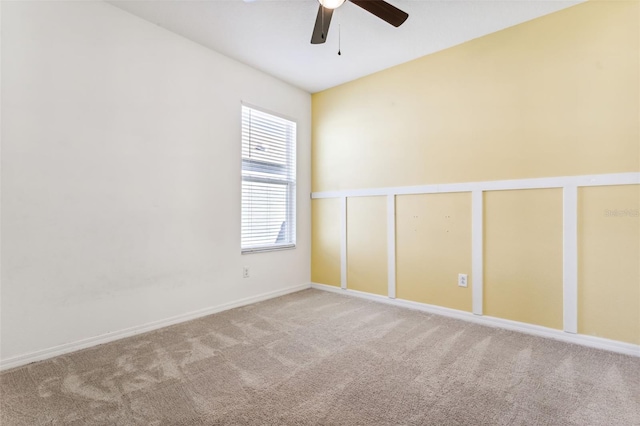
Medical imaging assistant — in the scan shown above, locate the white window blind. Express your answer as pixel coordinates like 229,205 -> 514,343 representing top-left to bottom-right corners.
241,105 -> 296,253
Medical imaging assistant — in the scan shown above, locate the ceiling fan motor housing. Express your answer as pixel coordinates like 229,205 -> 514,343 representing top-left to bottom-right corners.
318,0 -> 346,9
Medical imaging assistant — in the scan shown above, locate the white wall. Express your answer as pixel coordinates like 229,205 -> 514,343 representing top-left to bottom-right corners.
0,1 -> 311,362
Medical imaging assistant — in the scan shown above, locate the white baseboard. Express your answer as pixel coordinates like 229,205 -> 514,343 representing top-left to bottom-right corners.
0,283 -> 312,371
311,283 -> 640,358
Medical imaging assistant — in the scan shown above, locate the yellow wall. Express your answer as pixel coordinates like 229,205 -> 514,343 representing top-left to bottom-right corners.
396,193 -> 472,311
312,1 -> 638,192
578,185 -> 640,344
346,197 -> 388,296
311,1 -> 639,344
484,189 -> 564,329
311,199 -> 341,287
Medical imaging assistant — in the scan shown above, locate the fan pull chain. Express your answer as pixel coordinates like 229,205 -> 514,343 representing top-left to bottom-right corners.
338,24 -> 341,55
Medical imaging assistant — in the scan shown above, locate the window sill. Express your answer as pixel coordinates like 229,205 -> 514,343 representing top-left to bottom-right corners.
241,244 -> 296,255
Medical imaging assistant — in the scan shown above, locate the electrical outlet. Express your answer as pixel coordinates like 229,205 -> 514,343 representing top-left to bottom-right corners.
243,266 -> 250,278
458,273 -> 467,287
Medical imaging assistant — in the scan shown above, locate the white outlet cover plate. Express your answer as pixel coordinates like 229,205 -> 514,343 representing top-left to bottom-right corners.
458,274 -> 468,287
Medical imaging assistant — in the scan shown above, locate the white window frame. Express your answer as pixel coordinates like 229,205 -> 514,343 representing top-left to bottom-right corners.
241,103 -> 297,254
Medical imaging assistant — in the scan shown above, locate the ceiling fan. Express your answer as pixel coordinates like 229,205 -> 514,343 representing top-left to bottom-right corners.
311,0 -> 409,44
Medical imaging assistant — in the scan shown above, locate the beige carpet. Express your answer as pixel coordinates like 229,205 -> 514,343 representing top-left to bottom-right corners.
1,289 -> 639,425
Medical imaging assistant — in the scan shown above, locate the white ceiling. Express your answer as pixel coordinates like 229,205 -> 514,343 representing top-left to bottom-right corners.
108,0 -> 583,93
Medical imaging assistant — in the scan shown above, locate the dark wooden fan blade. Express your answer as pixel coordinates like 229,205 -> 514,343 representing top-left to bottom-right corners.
350,0 -> 408,27
311,5 -> 333,44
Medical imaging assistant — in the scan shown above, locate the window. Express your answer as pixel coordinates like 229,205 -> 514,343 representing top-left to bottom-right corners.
241,105 -> 296,253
